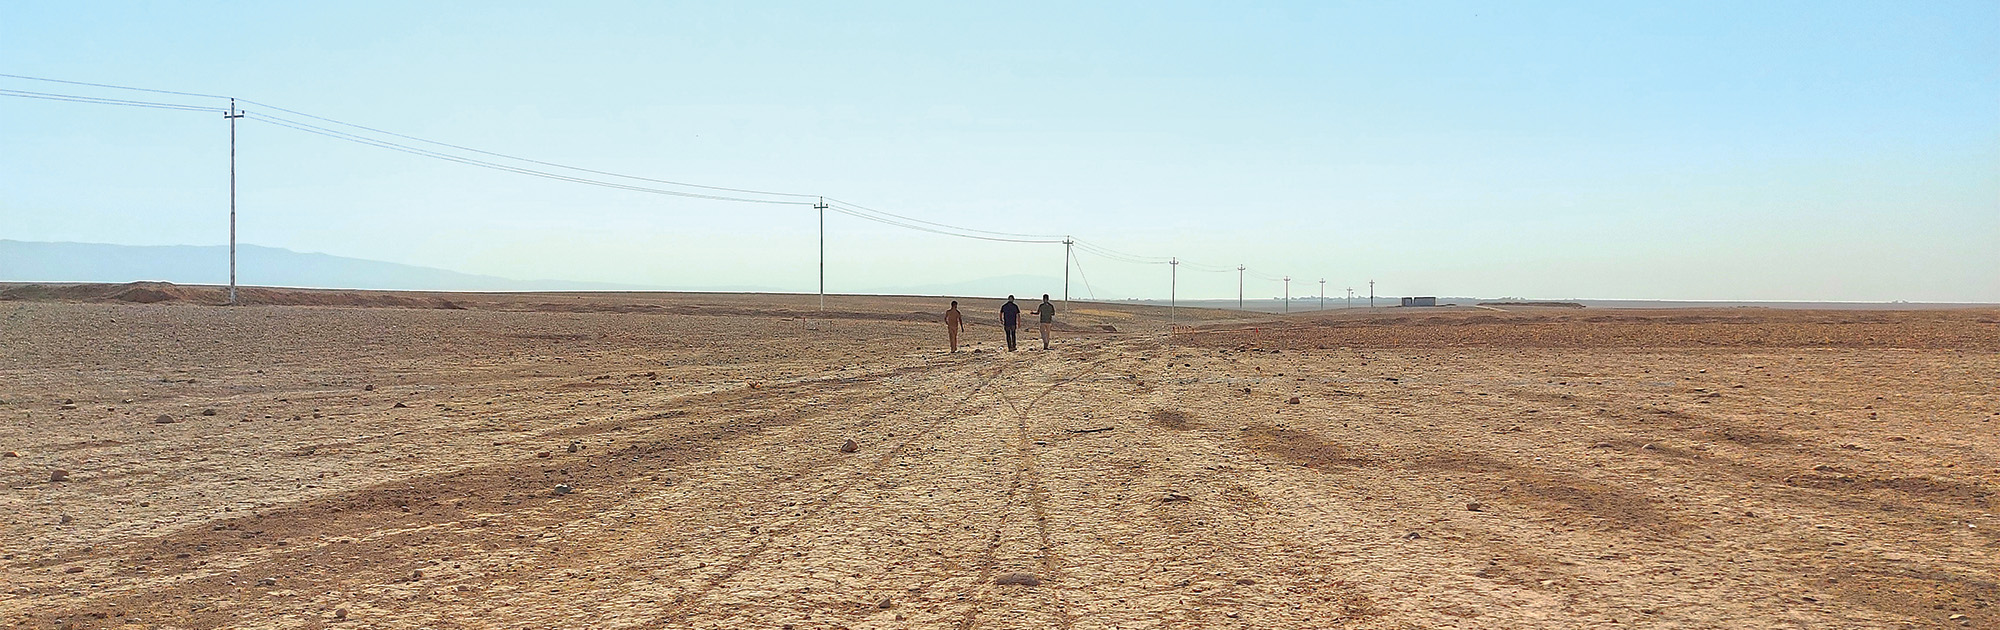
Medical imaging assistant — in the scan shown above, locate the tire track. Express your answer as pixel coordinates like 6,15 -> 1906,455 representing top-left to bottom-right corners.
651,360 -> 1010,624
953,355 -> 1112,630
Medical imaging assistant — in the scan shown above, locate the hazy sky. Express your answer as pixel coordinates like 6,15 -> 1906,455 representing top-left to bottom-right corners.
4,1 -> 1995,301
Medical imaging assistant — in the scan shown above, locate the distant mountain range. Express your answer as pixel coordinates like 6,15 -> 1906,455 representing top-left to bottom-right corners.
0,240 -> 1051,297
0,240 -> 670,292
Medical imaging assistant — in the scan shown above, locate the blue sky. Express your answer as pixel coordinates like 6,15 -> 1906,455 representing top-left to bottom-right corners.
3,1 -> 1995,301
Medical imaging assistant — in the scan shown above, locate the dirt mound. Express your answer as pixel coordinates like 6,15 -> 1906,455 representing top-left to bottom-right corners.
1480,301 -> 1585,308
0,282 -> 463,310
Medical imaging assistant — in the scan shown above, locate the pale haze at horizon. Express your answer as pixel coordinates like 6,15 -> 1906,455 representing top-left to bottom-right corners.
3,2 -> 1995,302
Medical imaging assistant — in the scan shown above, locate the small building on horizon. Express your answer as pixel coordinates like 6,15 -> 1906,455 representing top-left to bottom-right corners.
1400,296 -> 1437,307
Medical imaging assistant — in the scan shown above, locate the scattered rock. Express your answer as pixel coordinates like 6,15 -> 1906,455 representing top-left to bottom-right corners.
566,442 -> 580,453
1403,531 -> 1422,540
536,451 -> 551,458
363,385 -> 375,391
58,398 -> 74,405
553,484 -> 572,495
1286,397 -> 1300,404
1590,442 -> 1614,448
994,573 -> 1041,586
64,566 -> 84,574
876,597 -> 893,609
1465,502 -> 1484,512
59,514 -> 73,524
49,469 -> 69,482
840,439 -> 859,453
334,608 -> 348,620
258,577 -> 277,586
392,402 -> 409,409
155,414 -> 177,424
200,408 -> 217,416
2,451 -> 16,457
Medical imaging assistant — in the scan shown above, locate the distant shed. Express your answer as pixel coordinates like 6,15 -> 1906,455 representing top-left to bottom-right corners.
1400,296 -> 1437,307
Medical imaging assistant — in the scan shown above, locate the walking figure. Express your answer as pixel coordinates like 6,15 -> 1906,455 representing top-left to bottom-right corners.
1000,295 -> 1021,351
1035,294 -> 1056,350
944,300 -> 964,352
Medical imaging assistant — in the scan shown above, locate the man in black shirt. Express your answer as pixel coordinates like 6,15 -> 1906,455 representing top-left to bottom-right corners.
1035,294 -> 1056,350
1000,295 -> 1021,351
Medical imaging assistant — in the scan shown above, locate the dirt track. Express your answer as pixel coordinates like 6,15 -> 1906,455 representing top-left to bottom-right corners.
2,290 -> 1996,629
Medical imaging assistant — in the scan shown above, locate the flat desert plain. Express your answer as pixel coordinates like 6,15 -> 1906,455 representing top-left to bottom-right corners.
2,285 -> 1996,629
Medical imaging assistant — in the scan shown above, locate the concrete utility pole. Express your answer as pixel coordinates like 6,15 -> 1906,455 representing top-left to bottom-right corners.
1236,265 -> 1245,310
226,99 -> 244,306
1063,237 -> 1073,309
1169,257 -> 1179,322
1369,280 -> 1376,308
1319,278 -> 1326,310
1346,287 -> 1354,308
816,197 -> 827,310
1283,276 -> 1291,314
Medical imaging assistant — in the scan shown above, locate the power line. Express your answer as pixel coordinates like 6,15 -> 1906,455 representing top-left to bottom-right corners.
824,198 -> 1065,240
0,88 -> 226,113
3,72 -> 1338,298
0,72 -> 232,100
247,111 -> 815,205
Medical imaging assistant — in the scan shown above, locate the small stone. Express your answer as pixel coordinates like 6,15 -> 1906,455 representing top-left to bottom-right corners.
59,514 -> 73,524
59,404 -> 78,411
155,414 -> 177,424
536,452 -> 551,459
392,402 -> 408,409
410,570 -> 423,580
363,385 -> 375,391
64,566 -> 84,574
258,577 -> 277,586
2,451 -> 17,457
334,608 -> 348,620
49,469 -> 69,482
553,484 -> 572,495
877,597 -> 893,609
566,442 -> 580,453
994,573 -> 1041,586
1287,397 -> 1300,404
1466,502 -> 1484,512
200,408 -> 217,416
1403,531 -> 1422,539
840,439 -> 859,453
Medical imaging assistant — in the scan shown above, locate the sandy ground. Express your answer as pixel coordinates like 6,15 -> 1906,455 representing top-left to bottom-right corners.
1,288 -> 1996,629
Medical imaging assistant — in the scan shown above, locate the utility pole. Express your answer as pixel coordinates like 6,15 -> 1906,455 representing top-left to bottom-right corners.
1320,278 -> 1326,310
1369,279 -> 1376,308
1169,257 -> 1179,322
226,99 -> 243,306
1283,276 -> 1291,314
1236,265 -> 1245,310
1346,287 -> 1353,309
1063,237 -> 1073,310
815,197 -> 827,310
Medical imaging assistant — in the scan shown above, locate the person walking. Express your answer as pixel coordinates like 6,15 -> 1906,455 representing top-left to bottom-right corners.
944,300 -> 964,352
1035,294 -> 1057,350
1000,295 -> 1021,351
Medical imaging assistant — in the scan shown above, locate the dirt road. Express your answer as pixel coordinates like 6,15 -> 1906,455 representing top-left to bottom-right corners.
2,292 -> 1995,628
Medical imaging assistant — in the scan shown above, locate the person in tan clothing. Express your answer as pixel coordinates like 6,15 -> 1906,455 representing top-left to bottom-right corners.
944,301 -> 964,352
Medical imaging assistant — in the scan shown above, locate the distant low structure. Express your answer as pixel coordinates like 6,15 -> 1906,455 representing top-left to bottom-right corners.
1400,296 -> 1437,307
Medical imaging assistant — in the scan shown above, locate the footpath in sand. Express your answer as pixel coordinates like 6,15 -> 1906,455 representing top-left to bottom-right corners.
1,288 -> 1996,629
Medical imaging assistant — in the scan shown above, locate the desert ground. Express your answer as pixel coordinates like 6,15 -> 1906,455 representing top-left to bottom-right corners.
2,283 -> 1996,629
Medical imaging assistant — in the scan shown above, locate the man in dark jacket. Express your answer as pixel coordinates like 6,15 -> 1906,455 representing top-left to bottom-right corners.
1035,294 -> 1056,350
1000,296 -> 1021,351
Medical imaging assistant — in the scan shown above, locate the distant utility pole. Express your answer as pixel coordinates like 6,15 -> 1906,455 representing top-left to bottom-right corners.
1169,257 -> 1179,322
1283,276 -> 1291,314
1063,236 -> 1074,309
226,99 -> 244,306
816,197 -> 827,310
1369,279 -> 1376,308
1236,265 -> 1245,310
1319,278 -> 1326,310
1346,287 -> 1353,308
